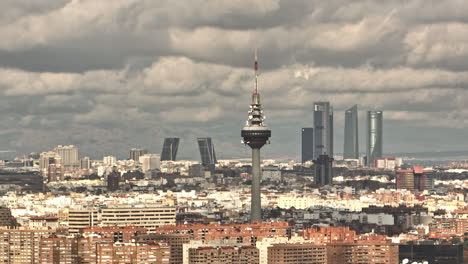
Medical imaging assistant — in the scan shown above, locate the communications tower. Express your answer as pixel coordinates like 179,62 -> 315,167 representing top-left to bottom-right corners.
241,50 -> 271,222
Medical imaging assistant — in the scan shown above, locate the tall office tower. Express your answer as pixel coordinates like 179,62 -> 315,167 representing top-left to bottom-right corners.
344,105 -> 359,159
53,145 -> 79,170
313,154 -> 334,185
80,157 -> 91,170
197,137 -> 217,166
301,128 -> 314,163
241,50 -> 271,222
139,154 -> 161,173
129,148 -> 147,161
161,138 -> 180,161
366,110 -> 383,167
313,102 -> 333,158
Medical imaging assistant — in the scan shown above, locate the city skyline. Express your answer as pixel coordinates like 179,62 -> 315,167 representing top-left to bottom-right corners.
0,1 -> 468,160
0,2 -> 466,263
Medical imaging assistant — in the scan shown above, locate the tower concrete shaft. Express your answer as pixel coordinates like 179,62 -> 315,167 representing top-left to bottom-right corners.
251,148 -> 261,222
241,49 -> 270,223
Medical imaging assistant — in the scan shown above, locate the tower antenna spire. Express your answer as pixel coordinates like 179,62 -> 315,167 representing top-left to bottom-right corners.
254,48 -> 258,94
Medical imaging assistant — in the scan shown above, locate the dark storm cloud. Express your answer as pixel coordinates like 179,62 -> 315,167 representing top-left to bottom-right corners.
0,0 -> 468,159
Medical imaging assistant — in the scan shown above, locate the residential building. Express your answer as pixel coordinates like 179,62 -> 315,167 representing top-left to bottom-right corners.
129,148 -> 147,162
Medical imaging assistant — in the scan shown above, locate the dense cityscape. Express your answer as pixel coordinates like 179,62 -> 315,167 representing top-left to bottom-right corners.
1,1 -> 468,264
0,56 -> 467,263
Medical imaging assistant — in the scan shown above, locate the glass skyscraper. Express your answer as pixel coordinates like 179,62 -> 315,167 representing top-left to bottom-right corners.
301,128 -> 314,163
344,105 -> 359,159
313,102 -> 333,159
197,137 -> 217,166
366,110 -> 383,167
161,138 -> 180,161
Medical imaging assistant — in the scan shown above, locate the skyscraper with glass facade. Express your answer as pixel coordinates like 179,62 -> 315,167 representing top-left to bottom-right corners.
161,138 -> 180,161
366,110 -> 383,167
197,138 -> 217,166
313,102 -> 333,159
301,128 -> 314,163
344,105 -> 359,159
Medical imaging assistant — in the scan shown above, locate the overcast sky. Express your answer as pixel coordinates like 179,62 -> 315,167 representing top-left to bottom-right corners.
0,0 -> 467,160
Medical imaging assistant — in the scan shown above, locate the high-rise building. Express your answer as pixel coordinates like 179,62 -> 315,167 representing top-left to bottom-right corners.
366,110 -> 383,167
39,237 -> 79,264
396,166 -> 434,191
313,102 -> 333,158
161,138 -> 180,161
107,170 -> 120,192
0,206 -> 17,227
241,50 -> 271,222
80,157 -> 91,170
39,151 -> 60,176
414,166 -> 435,191
344,105 -> 359,159
129,148 -> 147,161
0,228 -> 54,263
139,154 -> 161,173
47,161 -> 64,182
197,138 -> 217,166
103,156 -> 116,166
39,152 -> 64,182
301,128 -> 314,163
313,154 -> 334,185
52,145 -> 79,170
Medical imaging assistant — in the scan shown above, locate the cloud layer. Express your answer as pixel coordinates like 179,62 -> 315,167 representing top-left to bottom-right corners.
0,0 -> 467,159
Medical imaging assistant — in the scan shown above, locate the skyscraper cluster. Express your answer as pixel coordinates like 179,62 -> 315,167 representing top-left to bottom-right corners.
159,137 -> 217,167
302,104 -> 384,183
